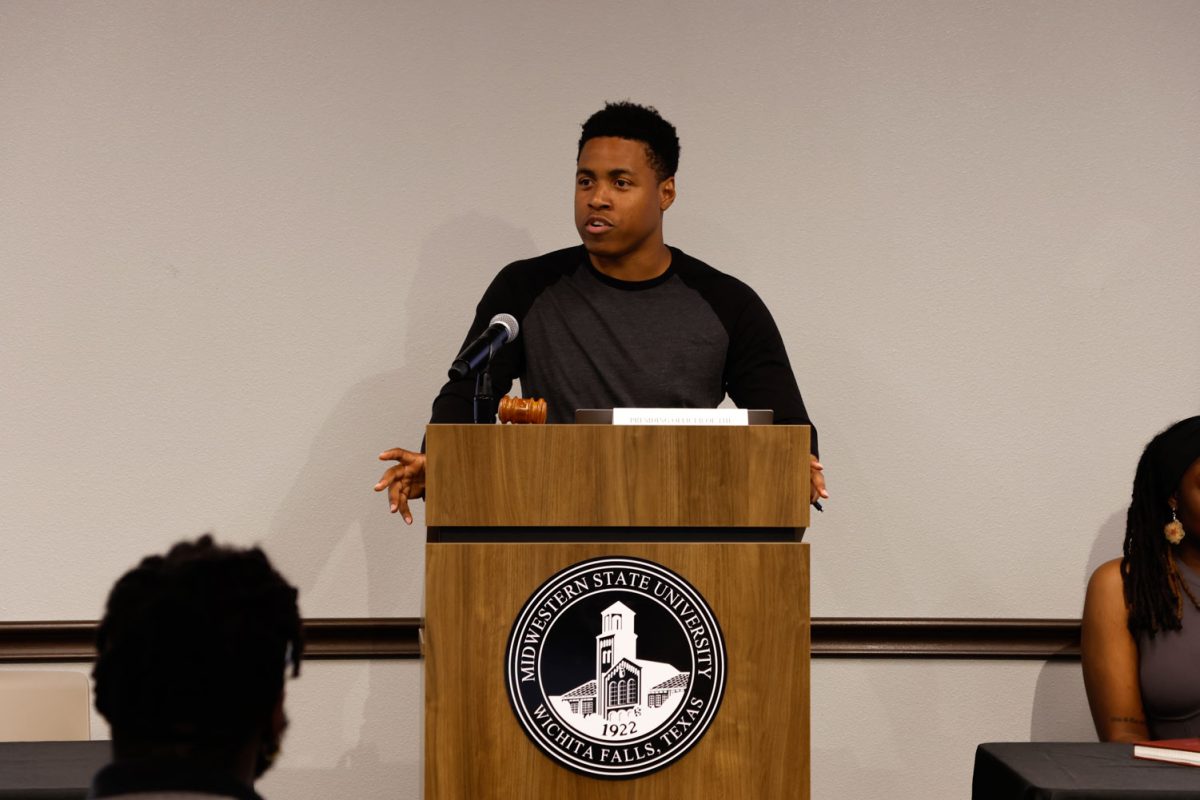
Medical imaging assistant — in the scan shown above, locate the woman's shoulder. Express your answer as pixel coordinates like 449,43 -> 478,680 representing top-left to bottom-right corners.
1086,558 -> 1128,616
1090,558 -> 1124,586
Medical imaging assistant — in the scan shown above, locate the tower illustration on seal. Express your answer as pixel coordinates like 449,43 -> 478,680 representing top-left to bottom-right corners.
553,601 -> 690,724
597,601 -> 639,720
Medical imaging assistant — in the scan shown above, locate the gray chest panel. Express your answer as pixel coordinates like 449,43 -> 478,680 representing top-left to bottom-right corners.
1139,561 -> 1200,738
520,268 -> 728,423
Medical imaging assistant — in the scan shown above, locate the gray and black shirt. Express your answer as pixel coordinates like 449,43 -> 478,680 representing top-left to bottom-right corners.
431,245 -> 818,454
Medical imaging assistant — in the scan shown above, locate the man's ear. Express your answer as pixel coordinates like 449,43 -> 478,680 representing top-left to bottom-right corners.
659,176 -> 676,212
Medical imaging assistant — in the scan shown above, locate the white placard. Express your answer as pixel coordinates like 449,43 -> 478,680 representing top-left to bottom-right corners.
611,408 -> 750,426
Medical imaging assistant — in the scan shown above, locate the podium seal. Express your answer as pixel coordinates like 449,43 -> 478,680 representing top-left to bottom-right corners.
505,555 -> 727,779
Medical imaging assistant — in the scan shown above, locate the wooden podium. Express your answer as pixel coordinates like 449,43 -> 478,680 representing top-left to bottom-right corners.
424,424 -> 811,799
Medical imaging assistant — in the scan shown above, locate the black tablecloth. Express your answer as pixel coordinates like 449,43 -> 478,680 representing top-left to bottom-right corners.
0,740 -> 109,799
974,742 -> 1200,799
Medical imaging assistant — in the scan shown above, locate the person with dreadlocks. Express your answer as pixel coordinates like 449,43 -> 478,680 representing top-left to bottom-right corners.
375,100 -> 827,520
1082,416 -> 1200,742
89,535 -> 303,800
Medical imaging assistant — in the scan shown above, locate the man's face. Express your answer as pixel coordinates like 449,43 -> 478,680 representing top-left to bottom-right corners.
575,136 -> 675,263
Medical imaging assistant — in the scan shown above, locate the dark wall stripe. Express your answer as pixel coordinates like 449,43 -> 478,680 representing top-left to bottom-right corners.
0,617 -> 1078,663
812,618 -> 1080,658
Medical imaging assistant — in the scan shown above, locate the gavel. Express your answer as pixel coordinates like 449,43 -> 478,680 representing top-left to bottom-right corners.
498,395 -> 547,425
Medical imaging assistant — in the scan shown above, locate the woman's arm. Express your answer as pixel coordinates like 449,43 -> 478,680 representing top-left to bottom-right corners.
1081,558 -> 1150,742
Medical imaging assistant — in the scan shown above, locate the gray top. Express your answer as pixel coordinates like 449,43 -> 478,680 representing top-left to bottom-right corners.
430,245 -> 817,453
1138,558 -> 1200,738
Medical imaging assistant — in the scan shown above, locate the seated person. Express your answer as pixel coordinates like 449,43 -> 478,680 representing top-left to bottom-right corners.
89,535 -> 303,800
1082,416 -> 1200,742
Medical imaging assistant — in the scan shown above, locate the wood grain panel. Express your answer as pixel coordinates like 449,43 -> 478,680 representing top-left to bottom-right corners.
425,424 -> 811,528
424,542 -> 810,799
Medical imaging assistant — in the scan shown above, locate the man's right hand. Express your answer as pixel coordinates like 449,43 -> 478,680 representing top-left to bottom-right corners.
374,448 -> 427,525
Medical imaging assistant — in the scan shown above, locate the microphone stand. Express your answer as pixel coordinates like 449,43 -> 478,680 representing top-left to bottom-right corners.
473,368 -> 495,424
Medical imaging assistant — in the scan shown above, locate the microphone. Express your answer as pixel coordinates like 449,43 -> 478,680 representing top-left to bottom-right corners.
448,313 -> 519,380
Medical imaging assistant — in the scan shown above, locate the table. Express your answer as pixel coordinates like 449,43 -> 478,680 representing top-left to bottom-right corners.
973,742 -> 1200,799
0,740 -> 109,799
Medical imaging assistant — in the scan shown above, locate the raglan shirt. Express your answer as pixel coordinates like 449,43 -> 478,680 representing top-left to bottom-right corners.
430,245 -> 818,456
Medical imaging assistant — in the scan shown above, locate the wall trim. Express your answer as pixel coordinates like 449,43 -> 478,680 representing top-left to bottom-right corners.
0,618 -> 423,663
811,617 -> 1079,658
0,617 -> 1079,663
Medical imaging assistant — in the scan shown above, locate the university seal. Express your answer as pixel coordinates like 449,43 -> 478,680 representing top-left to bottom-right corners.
505,556 -> 727,779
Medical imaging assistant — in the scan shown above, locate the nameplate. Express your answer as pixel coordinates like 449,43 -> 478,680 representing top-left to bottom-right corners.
611,408 -> 749,426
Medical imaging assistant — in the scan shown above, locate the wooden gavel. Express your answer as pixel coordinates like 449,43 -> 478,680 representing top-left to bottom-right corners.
498,395 -> 547,425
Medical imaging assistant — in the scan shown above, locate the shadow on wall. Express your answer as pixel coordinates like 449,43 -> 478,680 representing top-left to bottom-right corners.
1085,509 -> 1127,589
260,664 -> 424,799
262,212 -> 535,604
260,215 -> 535,796
1029,660 -> 1096,741
1028,508 -> 1126,741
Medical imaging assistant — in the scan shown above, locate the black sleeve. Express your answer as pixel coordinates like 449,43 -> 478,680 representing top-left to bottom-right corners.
722,288 -> 819,457
429,265 -> 527,425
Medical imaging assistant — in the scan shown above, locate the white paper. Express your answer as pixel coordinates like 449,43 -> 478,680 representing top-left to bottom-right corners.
610,408 -> 750,426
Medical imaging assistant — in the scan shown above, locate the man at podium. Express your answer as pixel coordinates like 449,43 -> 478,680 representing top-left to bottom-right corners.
376,101 -> 825,523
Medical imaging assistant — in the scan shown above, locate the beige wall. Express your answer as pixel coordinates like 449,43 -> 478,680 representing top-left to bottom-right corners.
2,1 -> 1198,797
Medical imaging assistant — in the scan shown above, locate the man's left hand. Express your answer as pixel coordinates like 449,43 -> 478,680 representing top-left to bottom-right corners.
810,456 -> 828,506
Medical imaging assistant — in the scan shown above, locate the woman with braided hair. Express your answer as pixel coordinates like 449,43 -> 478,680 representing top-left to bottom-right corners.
1082,416 -> 1200,742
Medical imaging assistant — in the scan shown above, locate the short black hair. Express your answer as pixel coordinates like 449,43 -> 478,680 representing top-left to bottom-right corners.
93,535 -> 302,753
578,101 -> 680,181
